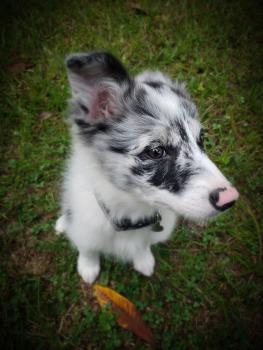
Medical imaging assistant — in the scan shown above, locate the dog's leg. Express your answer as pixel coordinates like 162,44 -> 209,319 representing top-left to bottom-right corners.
133,247 -> 155,277
77,251 -> 100,284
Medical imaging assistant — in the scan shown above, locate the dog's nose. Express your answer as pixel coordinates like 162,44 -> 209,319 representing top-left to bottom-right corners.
209,187 -> 239,211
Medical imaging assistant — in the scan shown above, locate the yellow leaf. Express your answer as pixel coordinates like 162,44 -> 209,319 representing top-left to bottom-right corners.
94,284 -> 155,346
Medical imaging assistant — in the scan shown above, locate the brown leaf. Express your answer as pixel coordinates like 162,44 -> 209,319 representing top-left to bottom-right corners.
9,61 -> 35,74
94,284 -> 155,346
38,111 -> 53,120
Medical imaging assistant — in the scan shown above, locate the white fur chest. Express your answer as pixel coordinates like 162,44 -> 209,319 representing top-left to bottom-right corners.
62,144 -> 177,262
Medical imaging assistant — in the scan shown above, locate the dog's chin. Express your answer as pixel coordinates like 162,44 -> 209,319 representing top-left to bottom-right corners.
207,209 -> 222,218
156,200 -> 220,221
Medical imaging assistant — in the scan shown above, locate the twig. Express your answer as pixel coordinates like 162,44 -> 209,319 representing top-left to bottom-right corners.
58,303 -> 75,334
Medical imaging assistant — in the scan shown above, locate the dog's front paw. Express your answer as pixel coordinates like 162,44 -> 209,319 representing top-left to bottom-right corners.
133,250 -> 155,277
77,255 -> 100,284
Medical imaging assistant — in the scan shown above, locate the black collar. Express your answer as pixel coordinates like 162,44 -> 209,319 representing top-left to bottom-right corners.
95,192 -> 162,232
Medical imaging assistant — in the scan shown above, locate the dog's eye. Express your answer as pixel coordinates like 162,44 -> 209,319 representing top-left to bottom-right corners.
197,129 -> 205,150
145,146 -> 166,159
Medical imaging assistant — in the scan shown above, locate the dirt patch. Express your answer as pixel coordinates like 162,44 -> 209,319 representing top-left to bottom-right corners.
11,245 -> 53,276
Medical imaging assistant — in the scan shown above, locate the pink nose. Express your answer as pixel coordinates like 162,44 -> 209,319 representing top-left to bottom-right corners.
209,187 -> 239,211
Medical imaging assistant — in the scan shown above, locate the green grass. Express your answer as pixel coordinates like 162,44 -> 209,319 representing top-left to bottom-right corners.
0,0 -> 262,349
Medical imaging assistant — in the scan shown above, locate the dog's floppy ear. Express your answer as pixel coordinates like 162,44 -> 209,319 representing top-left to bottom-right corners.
66,52 -> 130,124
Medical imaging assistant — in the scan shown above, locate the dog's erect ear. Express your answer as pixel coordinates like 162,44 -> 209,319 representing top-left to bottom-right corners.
66,52 -> 130,123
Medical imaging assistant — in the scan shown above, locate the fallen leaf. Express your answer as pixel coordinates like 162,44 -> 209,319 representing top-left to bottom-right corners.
38,111 -> 53,120
9,61 -> 35,74
94,284 -> 155,346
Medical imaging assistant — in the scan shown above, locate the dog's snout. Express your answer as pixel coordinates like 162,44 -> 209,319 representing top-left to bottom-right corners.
209,187 -> 239,211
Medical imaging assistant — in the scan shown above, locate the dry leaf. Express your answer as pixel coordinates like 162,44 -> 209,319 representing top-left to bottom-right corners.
94,284 -> 155,346
9,61 -> 35,74
38,111 -> 53,120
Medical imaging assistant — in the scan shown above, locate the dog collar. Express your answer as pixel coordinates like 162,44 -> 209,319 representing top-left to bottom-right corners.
95,192 -> 163,232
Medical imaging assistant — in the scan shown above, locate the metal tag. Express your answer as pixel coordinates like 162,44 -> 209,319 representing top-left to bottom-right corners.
151,222 -> 164,232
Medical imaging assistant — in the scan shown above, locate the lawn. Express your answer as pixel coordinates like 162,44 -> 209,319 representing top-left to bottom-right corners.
0,0 -> 262,349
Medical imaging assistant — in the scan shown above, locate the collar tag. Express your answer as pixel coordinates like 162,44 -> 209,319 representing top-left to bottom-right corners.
151,221 -> 163,232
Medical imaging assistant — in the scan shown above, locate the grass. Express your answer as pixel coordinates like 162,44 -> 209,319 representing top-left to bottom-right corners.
0,0 -> 262,349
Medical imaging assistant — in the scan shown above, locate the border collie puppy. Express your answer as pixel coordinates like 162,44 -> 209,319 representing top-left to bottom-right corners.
56,52 -> 239,284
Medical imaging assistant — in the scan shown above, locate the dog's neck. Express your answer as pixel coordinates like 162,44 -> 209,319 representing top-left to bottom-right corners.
74,141 -> 161,229
93,175 -> 158,225
76,144 -> 158,222
94,190 -> 161,231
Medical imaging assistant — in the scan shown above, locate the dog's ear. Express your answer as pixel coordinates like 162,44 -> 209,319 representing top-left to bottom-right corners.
66,52 -> 130,124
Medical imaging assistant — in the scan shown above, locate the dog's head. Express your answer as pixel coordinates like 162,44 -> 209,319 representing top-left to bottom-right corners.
66,52 -> 239,220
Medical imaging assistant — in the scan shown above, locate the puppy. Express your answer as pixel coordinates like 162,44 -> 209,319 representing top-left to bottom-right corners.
56,52 -> 239,284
